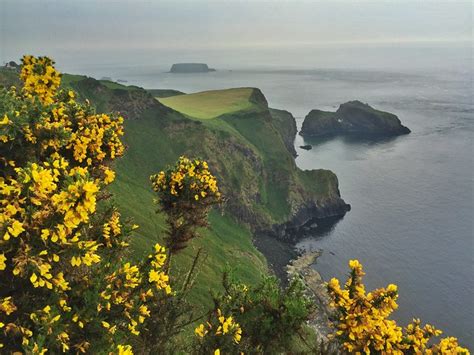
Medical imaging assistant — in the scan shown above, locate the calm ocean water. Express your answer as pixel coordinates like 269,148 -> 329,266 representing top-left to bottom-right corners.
106,66 -> 473,346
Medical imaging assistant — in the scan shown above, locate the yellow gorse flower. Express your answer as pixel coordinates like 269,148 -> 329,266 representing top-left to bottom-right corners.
195,308 -> 243,347
20,55 -> 61,105
151,156 -> 221,200
328,260 -> 470,354
117,344 -> 134,355
0,56 -> 172,353
0,253 -> 6,270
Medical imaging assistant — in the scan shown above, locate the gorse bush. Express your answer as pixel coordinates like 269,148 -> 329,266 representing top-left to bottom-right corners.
151,156 -> 221,254
0,56 -> 171,354
327,260 -> 469,354
208,273 -> 314,354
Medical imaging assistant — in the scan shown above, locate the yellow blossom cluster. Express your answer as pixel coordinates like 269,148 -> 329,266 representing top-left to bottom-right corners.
327,260 -> 470,354
147,243 -> 172,295
429,337 -> 471,354
98,243 -> 171,339
195,308 -> 243,353
102,210 -> 127,248
68,112 -> 124,166
20,55 -> 61,105
151,156 -> 221,201
0,55 -> 172,354
150,156 -> 222,253
117,344 -> 134,355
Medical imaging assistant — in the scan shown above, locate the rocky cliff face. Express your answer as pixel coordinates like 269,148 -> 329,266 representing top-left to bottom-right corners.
270,108 -> 298,157
259,182 -> 350,244
300,100 -> 410,137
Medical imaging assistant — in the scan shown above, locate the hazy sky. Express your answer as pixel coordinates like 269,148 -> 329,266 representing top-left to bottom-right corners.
1,0 -> 472,71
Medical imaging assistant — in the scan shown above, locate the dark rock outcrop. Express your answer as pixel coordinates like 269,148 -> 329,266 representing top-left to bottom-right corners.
260,199 -> 350,244
170,63 -> 216,73
300,100 -> 410,138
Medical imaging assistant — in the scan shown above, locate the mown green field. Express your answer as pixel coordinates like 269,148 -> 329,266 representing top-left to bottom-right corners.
158,87 -> 258,119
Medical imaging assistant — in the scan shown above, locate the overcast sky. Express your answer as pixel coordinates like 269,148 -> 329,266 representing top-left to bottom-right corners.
0,0 -> 472,70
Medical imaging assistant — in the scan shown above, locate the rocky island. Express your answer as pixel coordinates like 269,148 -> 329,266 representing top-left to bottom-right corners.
300,100 -> 410,138
169,63 -> 216,73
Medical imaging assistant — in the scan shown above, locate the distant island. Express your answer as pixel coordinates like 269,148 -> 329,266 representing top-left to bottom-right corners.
300,100 -> 410,138
169,63 -> 216,73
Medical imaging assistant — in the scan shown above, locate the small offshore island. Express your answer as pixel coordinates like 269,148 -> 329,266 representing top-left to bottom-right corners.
300,100 -> 410,138
169,63 -> 216,73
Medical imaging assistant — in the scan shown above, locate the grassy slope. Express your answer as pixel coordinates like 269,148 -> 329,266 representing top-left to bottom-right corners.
102,94 -> 268,308
158,88 -> 256,119
0,71 -> 340,349
0,70 -> 268,309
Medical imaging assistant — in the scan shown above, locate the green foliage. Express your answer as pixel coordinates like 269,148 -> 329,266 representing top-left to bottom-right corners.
213,272 -> 315,353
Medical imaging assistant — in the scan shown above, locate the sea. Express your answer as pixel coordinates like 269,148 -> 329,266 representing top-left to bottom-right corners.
68,50 -> 473,346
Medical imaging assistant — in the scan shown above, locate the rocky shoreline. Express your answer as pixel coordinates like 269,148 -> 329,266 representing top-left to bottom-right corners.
287,250 -> 338,348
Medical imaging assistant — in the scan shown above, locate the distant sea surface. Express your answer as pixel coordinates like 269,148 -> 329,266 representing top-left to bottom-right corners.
109,66 -> 473,346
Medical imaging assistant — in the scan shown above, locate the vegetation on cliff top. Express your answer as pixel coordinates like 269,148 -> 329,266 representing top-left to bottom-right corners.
158,87 -> 264,119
